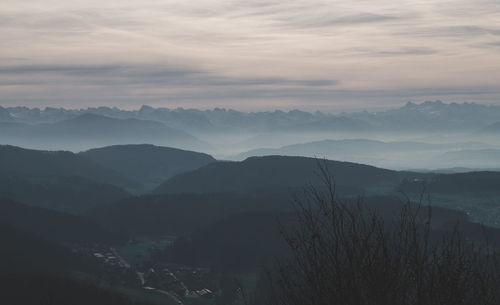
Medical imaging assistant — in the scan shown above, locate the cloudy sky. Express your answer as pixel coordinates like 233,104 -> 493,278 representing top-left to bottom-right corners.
1,0 -> 499,111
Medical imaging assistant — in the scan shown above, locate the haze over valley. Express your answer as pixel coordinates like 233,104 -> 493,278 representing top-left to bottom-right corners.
2,100 -> 500,304
2,100 -> 499,171
2,0 -> 500,304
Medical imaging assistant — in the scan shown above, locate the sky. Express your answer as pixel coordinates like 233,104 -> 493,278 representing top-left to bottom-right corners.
0,0 -> 500,111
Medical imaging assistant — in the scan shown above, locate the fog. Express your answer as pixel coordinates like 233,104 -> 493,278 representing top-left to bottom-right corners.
1,101 -> 499,171
200,130 -> 498,170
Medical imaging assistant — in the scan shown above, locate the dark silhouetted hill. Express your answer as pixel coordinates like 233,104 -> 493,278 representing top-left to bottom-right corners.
80,144 -> 216,191
0,145 -> 137,189
154,156 -> 419,194
0,145 -> 133,212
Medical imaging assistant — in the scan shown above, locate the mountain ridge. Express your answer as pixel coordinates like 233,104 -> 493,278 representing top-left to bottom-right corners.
154,155 -> 420,194
3,101 -> 500,132
80,144 -> 216,191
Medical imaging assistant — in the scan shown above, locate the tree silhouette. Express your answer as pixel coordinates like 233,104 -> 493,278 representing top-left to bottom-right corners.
255,162 -> 500,305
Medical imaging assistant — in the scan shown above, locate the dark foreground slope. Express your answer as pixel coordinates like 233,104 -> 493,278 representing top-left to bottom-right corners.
164,197 -> 500,272
165,212 -> 294,271
0,223 -> 151,305
0,276 -> 152,305
0,197 -> 126,244
88,191 -> 293,236
0,223 -> 74,276
0,175 -> 130,213
0,200 -> 151,305
80,144 -> 216,191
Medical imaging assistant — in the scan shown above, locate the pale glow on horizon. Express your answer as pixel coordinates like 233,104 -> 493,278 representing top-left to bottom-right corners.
0,0 -> 499,110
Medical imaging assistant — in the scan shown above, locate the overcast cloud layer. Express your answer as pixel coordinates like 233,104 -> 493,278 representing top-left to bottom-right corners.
0,0 -> 499,110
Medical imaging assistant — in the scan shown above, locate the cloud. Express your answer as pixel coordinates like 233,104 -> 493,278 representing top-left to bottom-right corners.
295,13 -> 400,28
0,65 -> 121,75
271,12 -> 403,30
0,0 -> 499,110
403,25 -> 500,38
351,47 -> 438,57
199,77 -> 338,87
0,63 -> 339,91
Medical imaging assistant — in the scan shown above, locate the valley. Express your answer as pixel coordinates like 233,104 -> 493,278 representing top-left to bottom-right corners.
1,101 -> 500,305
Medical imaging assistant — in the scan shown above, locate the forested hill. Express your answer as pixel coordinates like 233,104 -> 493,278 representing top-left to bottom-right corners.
80,144 -> 216,191
0,145 -> 137,189
154,155 -> 421,194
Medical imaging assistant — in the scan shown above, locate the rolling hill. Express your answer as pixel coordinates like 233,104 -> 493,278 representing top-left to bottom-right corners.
0,145 -> 137,188
0,145 -> 133,212
0,175 -> 130,213
80,144 -> 216,191
235,139 -> 470,159
154,155 -> 420,194
232,139 -> 496,170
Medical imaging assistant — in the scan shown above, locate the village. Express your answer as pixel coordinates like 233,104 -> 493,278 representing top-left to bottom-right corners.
85,243 -> 216,305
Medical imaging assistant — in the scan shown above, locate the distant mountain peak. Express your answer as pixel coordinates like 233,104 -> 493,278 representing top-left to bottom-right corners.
72,112 -> 110,120
0,106 -> 13,121
139,104 -> 156,113
3,101 -> 500,134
